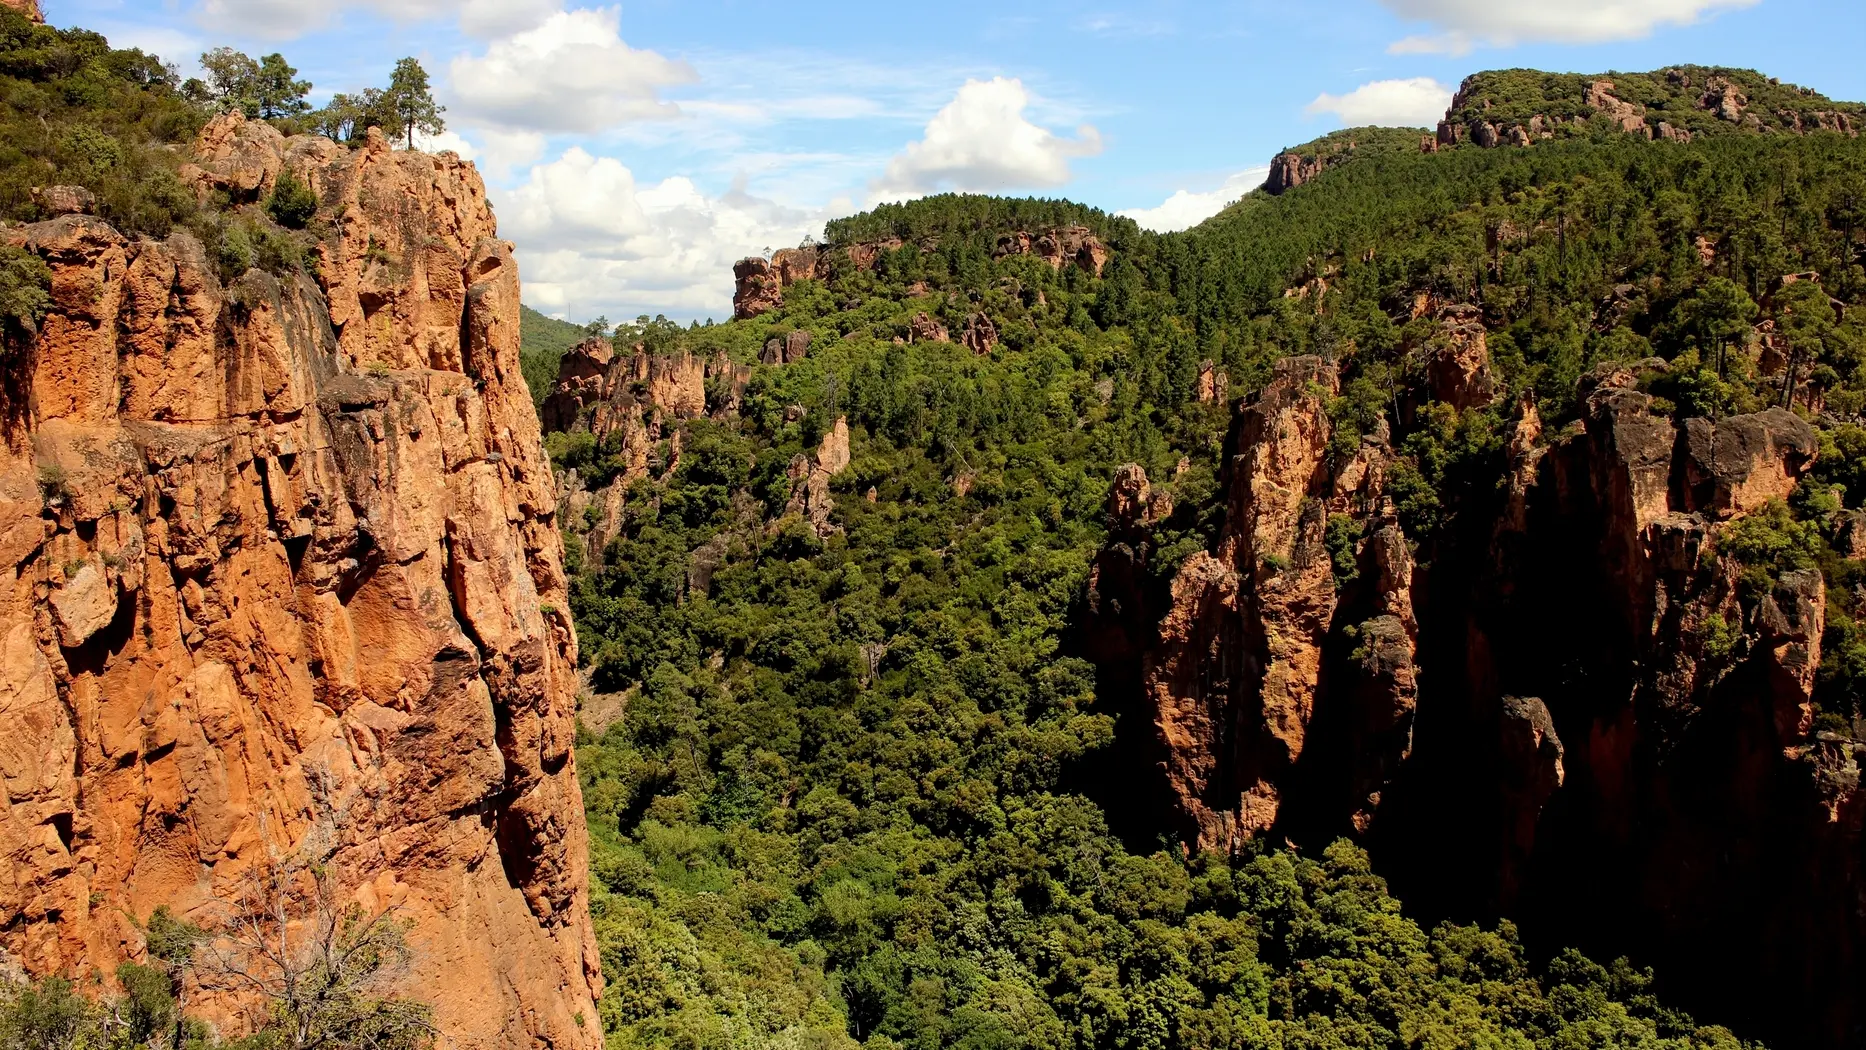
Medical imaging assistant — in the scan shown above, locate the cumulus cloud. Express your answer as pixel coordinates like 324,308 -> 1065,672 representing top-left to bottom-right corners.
1305,77 -> 1452,127
1379,0 -> 1758,54
494,148 -> 827,322
191,0 -> 559,39
1118,166 -> 1270,233
449,9 -> 696,134
870,77 -> 1102,202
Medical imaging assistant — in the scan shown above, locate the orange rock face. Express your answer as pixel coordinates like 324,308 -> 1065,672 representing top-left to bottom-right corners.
0,116 -> 600,1050
1139,357 -> 1418,850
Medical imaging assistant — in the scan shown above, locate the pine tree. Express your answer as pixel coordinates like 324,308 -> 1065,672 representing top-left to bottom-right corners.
386,57 -> 445,150
254,53 -> 311,119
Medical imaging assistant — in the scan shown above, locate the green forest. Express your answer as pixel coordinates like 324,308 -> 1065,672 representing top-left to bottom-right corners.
0,4 -> 1860,1045
542,74 -> 1866,1050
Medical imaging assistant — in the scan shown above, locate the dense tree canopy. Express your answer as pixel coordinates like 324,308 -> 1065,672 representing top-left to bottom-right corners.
539,102 -> 1866,1049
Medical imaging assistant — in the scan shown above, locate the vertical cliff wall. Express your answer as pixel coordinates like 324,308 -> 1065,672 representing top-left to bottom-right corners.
1093,348 -> 1862,1046
0,114 -> 601,1049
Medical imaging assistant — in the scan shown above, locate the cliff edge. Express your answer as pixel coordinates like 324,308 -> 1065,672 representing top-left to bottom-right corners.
0,113 -> 601,1049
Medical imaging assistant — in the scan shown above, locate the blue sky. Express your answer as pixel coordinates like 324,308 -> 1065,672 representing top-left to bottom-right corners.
54,0 -> 1866,322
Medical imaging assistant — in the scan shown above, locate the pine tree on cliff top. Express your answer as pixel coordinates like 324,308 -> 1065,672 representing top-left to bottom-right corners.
387,57 -> 445,150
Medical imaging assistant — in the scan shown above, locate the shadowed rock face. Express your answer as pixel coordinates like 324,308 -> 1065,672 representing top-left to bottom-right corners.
1135,356 -> 1420,850
0,113 -> 600,1050
1091,354 -> 1860,1046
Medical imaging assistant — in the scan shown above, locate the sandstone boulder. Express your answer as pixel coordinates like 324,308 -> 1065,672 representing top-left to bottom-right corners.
909,312 -> 949,344
1680,408 -> 1818,518
30,185 -> 93,216
961,312 -> 998,355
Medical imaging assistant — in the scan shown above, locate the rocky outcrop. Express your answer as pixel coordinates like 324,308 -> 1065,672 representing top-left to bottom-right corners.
1265,151 -> 1323,195
761,330 -> 812,365
961,313 -> 998,355
1,0 -> 42,23
1431,67 -> 1860,153
541,342 -> 750,566
1262,131 -> 1427,195
1096,344 -> 1856,1045
908,312 -> 949,344
1133,357 -> 1418,850
732,257 -> 783,320
784,417 -> 851,536
1700,75 -> 1748,123
1585,80 -> 1649,134
1196,361 -> 1228,404
732,247 -> 831,320
0,115 -> 600,1050
1425,304 -> 1496,410
543,342 -> 725,433
540,337 -> 615,433
993,226 -> 1109,277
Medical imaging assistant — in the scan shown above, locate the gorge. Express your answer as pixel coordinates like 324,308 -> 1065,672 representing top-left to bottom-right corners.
0,10 -> 1864,1049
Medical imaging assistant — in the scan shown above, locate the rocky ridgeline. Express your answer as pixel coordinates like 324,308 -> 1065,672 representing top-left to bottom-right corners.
1264,66 -> 1866,197
543,330 -> 853,562
542,335 -> 768,563
732,224 -> 1108,320
0,113 -> 600,1050
1089,301 -> 1862,1042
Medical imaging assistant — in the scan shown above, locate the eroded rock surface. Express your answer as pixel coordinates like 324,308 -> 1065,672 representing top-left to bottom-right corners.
1136,357 -> 1419,849
1095,332 -> 1857,1046
0,113 -> 600,1050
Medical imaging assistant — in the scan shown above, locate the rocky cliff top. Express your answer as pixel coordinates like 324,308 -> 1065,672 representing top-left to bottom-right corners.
1261,65 -> 1864,197
1441,65 -> 1864,142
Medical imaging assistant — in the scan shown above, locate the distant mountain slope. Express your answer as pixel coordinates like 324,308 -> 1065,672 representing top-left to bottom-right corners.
521,303 -> 592,408
538,62 -> 1866,1050
1440,65 -> 1866,144
1256,66 -> 1865,201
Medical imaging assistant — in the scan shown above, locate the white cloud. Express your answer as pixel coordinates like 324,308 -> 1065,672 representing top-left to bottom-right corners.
1378,0 -> 1758,54
189,0 -> 558,39
1118,166 -> 1270,233
1305,77 -> 1452,126
870,77 -> 1102,202
412,129 -> 479,160
495,148 -> 827,322
1076,13 -> 1176,36
447,8 -> 696,134
439,127 -> 548,181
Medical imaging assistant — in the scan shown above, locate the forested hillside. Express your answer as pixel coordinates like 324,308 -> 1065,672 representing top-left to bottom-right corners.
540,65 -> 1866,1050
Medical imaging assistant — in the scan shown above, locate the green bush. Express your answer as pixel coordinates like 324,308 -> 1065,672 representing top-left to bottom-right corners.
0,243 -> 50,347
266,168 -> 317,229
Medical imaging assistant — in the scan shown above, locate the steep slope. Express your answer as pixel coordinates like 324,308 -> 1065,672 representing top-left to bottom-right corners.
534,173 -> 1829,1046
0,107 -> 600,1050
1087,73 -> 1866,1049
528,65 -> 1866,1049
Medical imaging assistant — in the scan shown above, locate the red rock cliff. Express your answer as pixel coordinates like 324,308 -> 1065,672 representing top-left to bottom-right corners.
1099,342 -> 1860,1045
0,113 -> 601,1049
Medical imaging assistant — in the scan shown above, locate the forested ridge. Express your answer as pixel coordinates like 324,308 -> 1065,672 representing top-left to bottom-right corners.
0,13 -> 1858,1045
539,65 -> 1866,1050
